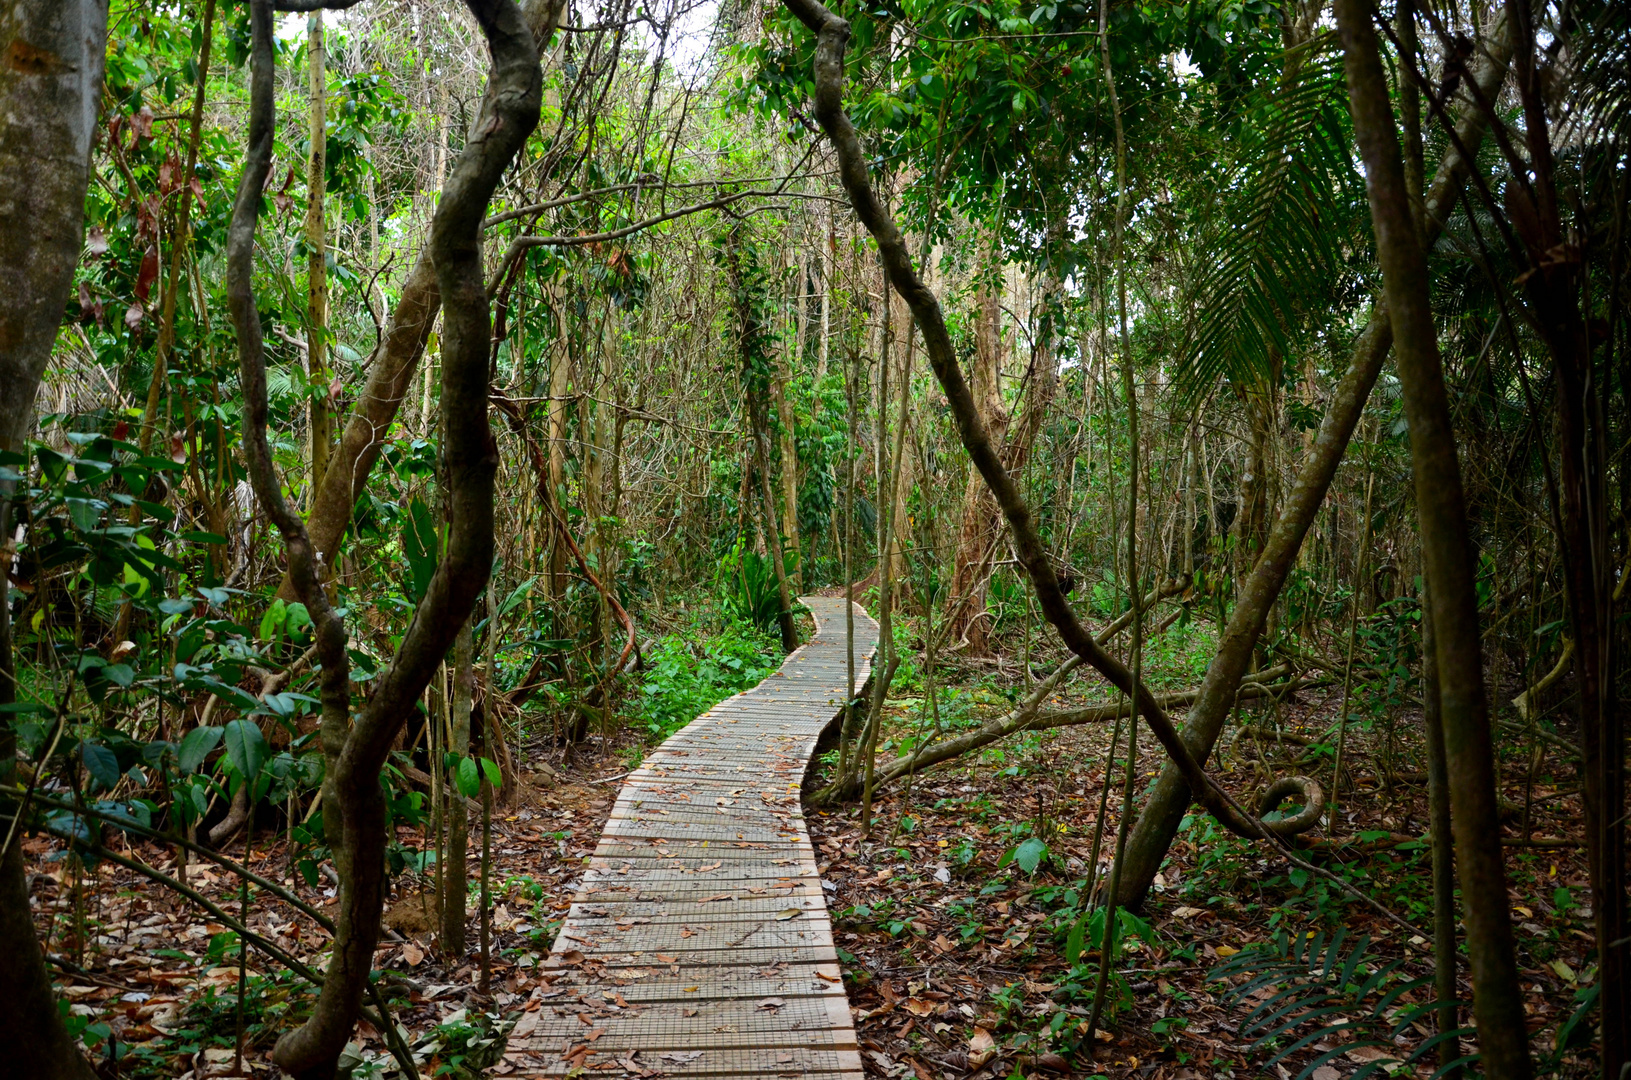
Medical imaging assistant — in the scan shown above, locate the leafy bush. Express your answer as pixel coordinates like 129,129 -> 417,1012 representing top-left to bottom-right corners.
636,621 -> 780,740
717,535 -> 783,632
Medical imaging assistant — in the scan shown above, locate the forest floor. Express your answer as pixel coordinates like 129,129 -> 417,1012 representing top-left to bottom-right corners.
26,626 -> 1602,1078
806,650 -> 1602,1080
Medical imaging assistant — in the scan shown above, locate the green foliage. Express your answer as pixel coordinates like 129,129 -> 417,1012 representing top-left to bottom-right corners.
401,494 -> 439,606
1177,48 -> 1366,400
1207,928 -> 1466,1080
997,836 -> 1049,875
636,619 -> 781,741
409,1009 -> 516,1079
717,535 -> 783,633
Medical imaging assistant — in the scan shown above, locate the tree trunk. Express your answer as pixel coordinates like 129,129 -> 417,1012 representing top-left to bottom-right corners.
441,619 -> 473,955
756,425 -> 799,652
1232,362 -> 1278,591
945,266 -> 1008,652
1420,598 -> 1462,1075
945,254 -> 1061,650
1114,13 -> 1515,908
305,11 -> 332,502
775,346 -> 802,591
1336,2 -> 1531,1076
0,7 -> 107,1073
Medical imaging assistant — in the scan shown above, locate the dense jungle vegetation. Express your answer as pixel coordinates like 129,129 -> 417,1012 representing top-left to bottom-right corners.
0,0 -> 1626,1076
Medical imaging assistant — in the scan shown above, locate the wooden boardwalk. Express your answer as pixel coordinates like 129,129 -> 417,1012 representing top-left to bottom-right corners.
512,596 -> 879,1078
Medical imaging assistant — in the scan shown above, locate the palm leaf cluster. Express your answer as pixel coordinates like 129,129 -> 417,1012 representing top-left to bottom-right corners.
1207,927 -> 1471,1080
1177,46 -> 1368,400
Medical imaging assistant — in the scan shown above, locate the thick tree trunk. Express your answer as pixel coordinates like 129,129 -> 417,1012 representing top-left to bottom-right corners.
1114,13 -> 1515,908
305,12 -> 332,501
945,259 -> 1061,650
756,425 -> 799,653
945,269 -> 1009,652
1232,365 -> 1278,589
0,4 -> 106,1077
1420,599 -> 1462,1075
1336,2 -> 1531,1076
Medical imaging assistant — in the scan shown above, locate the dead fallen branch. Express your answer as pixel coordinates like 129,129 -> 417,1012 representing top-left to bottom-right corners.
871,665 -> 1310,790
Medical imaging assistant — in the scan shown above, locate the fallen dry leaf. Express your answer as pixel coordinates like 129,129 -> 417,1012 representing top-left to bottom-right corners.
968,1027 -> 997,1068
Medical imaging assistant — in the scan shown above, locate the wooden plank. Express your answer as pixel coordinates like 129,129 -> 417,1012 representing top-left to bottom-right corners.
509,597 -> 876,1079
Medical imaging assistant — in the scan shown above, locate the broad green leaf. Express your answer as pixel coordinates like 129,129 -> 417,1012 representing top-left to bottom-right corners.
81,742 -> 122,790
284,602 -> 312,638
178,725 -> 223,774
455,756 -> 481,799
479,757 -> 502,789
1065,910 -> 1090,964
259,598 -> 288,642
403,495 -> 439,605
1013,836 -> 1048,874
65,497 -> 102,532
222,719 -> 269,786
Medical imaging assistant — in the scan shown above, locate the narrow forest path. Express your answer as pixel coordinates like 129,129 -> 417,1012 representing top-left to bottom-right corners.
513,596 -> 880,1078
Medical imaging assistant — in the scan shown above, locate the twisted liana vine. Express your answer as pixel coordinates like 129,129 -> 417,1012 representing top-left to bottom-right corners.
226,1 -> 540,1075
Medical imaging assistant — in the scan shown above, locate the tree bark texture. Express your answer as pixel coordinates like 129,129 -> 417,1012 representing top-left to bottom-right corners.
306,11 -> 333,500
1115,11 -> 1515,907
1335,1 -> 1531,1076
945,260 -> 1060,653
946,270 -> 1008,653
0,7 -> 107,1075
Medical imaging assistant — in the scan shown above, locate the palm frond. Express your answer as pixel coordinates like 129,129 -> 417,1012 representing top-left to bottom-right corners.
1176,48 -> 1368,402
1572,0 -> 1631,148
1208,928 -> 1473,1080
